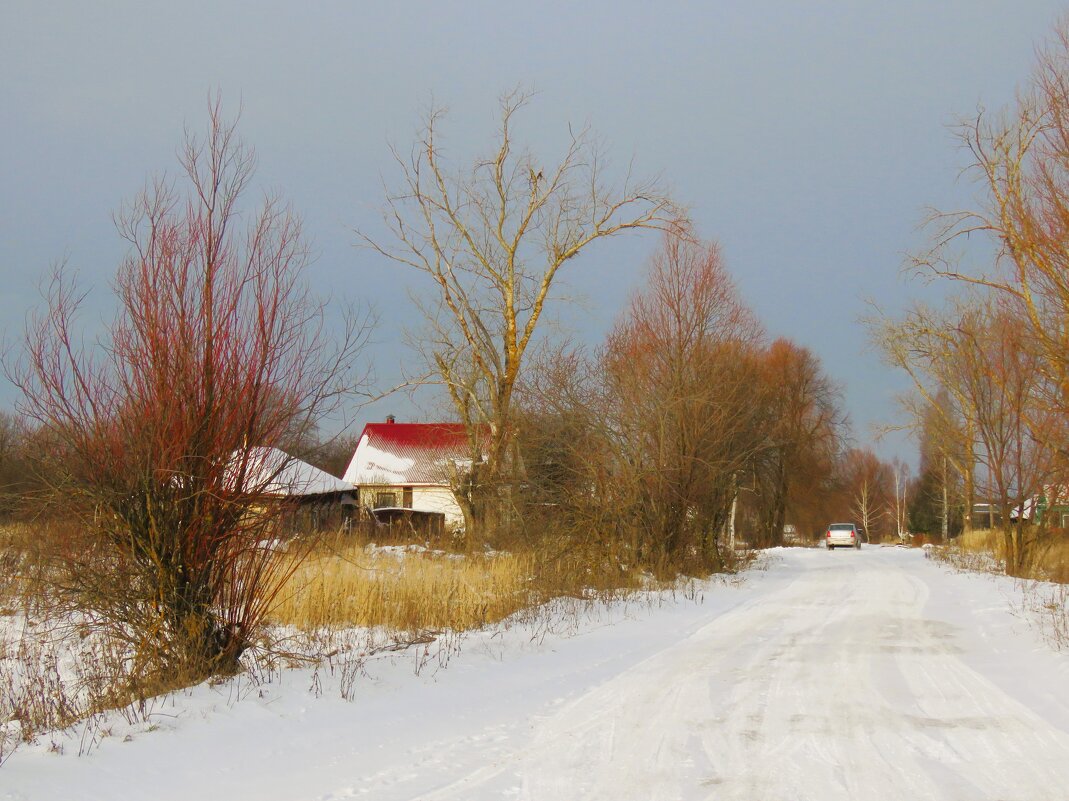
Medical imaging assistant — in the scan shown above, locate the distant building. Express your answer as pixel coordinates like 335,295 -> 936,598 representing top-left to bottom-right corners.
975,488 -> 1069,529
342,417 -> 477,530
1009,487 -> 1069,528
233,446 -> 356,503
972,503 -> 1002,529
227,446 -> 357,533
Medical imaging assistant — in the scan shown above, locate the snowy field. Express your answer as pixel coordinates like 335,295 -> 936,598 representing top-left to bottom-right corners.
3,546 -> 1069,800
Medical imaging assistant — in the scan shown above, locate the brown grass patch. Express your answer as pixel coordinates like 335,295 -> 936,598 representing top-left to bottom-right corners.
269,540 -> 536,632
955,528 -> 1001,558
0,521 -> 65,616
954,527 -> 1069,582
268,530 -> 661,634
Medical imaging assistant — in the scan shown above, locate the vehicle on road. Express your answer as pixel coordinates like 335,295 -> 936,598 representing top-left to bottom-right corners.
826,523 -> 861,550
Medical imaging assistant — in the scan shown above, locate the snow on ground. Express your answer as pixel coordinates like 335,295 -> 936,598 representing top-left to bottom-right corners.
3,546 -> 1069,800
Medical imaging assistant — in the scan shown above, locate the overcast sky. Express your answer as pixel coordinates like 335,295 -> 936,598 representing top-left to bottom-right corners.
3,1 -> 1066,464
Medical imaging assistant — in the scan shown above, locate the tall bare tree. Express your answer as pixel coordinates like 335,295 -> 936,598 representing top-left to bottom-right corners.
954,302 -> 1060,570
891,458 -> 911,541
916,20 -> 1069,465
362,90 -> 683,537
870,299 -> 978,535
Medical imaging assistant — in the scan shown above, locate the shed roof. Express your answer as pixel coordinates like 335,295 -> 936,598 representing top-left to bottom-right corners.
238,446 -> 355,497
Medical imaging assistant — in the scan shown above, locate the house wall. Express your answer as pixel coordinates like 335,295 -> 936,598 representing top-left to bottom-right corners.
411,485 -> 464,529
358,483 -> 464,529
360,485 -> 404,509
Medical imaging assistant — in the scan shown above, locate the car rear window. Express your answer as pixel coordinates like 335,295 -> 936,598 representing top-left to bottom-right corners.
829,524 -> 854,530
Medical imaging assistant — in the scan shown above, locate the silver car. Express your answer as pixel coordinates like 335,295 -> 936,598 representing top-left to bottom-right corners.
825,523 -> 861,550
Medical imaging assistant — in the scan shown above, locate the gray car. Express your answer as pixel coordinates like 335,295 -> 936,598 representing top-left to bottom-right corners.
825,523 -> 861,550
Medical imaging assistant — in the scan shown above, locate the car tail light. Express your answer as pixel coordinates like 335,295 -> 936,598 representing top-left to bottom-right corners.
826,530 -> 831,538
850,531 -> 856,538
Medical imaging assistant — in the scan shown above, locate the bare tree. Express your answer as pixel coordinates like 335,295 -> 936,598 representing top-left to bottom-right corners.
362,89 -> 683,538
513,341 -> 629,565
954,302 -> 1060,571
873,293 -> 1057,570
515,235 -> 855,567
12,99 -> 369,678
602,234 -> 765,570
840,448 -> 894,543
753,340 -> 847,546
915,20 -> 1069,463
869,301 -> 978,535
891,458 -> 911,541
852,478 -> 878,541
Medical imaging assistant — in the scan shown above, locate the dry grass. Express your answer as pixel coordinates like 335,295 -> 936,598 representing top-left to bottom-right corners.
1034,538 -> 1069,583
0,621 -> 164,762
0,522 -> 60,617
269,540 -> 537,633
268,529 -> 662,634
0,523 -> 33,611
946,527 -> 1069,651
0,520 -> 204,763
955,527 -> 1002,556
954,527 -> 1069,582
953,528 -> 1003,568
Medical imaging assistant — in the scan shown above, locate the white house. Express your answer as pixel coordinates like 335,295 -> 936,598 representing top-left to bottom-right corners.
342,418 -> 475,529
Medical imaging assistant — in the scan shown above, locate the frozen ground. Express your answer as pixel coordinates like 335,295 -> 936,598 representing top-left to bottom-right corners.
3,546 -> 1069,800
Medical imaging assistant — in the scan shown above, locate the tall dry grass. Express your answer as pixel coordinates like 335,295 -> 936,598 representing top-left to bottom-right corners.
955,527 -> 1069,582
0,521 -> 67,618
954,528 -> 1002,560
0,523 -> 36,613
948,527 -> 1069,651
0,525 -> 22,611
268,530 -> 656,634
270,540 -> 536,633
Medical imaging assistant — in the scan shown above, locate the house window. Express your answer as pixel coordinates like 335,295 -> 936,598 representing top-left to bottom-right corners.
403,486 -> 413,509
374,491 -> 398,509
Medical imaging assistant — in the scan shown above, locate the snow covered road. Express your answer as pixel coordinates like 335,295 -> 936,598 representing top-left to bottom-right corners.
415,547 -> 1069,800
5,547 -> 1069,800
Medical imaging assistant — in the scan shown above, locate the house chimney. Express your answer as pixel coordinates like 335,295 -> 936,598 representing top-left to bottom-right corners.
386,414 -> 396,424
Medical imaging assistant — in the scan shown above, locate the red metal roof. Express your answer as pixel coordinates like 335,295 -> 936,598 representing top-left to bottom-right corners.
343,422 -> 481,486
363,422 -> 469,450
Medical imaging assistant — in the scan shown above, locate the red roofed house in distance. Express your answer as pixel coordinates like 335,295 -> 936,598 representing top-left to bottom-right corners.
342,416 -> 478,531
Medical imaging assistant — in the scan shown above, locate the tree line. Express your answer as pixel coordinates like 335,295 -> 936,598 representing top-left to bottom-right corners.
872,18 -> 1069,576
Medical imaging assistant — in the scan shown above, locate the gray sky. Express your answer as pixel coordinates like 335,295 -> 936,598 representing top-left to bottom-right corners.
2,1 -> 1065,463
